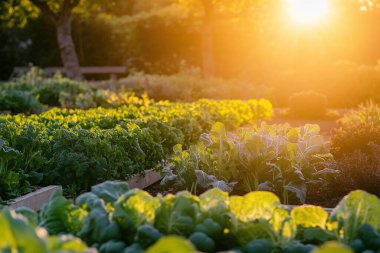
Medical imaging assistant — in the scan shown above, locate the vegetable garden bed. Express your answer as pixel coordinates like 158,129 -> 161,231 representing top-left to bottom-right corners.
4,169 -> 162,211
1,180 -> 380,253
7,185 -> 61,211
0,98 -> 272,202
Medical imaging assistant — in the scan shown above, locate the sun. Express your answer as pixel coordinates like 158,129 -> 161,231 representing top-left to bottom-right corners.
287,0 -> 330,25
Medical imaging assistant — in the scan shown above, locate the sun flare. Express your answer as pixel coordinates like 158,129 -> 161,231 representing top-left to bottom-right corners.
287,0 -> 330,25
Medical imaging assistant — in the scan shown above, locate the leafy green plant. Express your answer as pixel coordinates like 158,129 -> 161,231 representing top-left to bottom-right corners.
331,144 -> 380,197
0,98 -> 272,200
0,90 -> 42,114
163,122 -> 335,204
2,181 -> 379,253
331,102 -> 380,157
0,138 -> 22,200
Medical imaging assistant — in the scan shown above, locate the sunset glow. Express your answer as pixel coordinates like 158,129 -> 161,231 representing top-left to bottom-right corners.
287,0 -> 330,25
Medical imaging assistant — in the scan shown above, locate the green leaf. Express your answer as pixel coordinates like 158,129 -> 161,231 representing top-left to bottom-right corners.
199,188 -> 229,216
291,205 -> 328,228
47,235 -> 92,252
302,228 -> 335,245
230,191 -> 281,222
113,189 -> 159,237
146,236 -> 196,253
0,209 -> 47,253
311,242 -> 353,253
329,190 -> 380,242
98,240 -> 126,253
233,220 -> 271,245
39,189 -> 72,235
91,181 -> 129,203
15,207 -> 38,227
154,192 -> 199,236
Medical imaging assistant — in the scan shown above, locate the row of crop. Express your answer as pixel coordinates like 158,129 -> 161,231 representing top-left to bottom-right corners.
0,68 -> 151,114
162,122 -> 335,204
0,98 -> 272,201
161,102 -> 380,204
2,180 -> 380,253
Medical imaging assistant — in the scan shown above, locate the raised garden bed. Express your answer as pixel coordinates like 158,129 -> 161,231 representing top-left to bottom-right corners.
7,185 -> 61,211
5,169 -> 162,211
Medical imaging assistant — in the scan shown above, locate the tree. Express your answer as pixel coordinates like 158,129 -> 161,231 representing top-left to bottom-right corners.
33,0 -> 82,80
0,0 -> 128,80
1,0 -> 84,79
178,0 -> 272,78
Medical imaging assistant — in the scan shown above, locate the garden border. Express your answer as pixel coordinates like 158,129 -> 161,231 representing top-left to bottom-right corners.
6,169 -> 162,211
8,185 -> 62,211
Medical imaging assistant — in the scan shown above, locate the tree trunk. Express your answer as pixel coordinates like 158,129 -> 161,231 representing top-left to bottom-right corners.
201,0 -> 215,79
56,14 -> 82,80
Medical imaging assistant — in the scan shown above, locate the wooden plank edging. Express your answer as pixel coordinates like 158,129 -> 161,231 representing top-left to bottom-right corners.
4,170 -> 162,211
127,169 -> 162,189
8,185 -> 62,211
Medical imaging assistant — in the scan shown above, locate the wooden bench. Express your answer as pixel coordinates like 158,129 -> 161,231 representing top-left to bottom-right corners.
14,66 -> 127,80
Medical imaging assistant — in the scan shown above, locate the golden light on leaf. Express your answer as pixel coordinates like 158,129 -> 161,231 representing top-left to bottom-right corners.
287,0 -> 330,25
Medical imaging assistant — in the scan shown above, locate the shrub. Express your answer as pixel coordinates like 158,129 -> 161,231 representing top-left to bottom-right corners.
3,182 -> 380,253
332,144 -> 380,197
0,90 -> 42,114
33,77 -> 86,106
331,102 -> 380,157
0,98 -> 272,200
286,90 -> 328,119
119,73 -> 268,101
162,122 -> 335,204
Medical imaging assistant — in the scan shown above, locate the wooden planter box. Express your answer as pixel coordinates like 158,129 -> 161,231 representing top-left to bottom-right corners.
6,170 -> 162,211
127,169 -> 162,189
8,185 -> 61,211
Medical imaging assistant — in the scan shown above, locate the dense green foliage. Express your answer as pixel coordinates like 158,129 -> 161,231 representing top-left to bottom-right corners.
0,69 -> 155,113
331,102 -> 380,157
0,98 -> 272,201
327,103 -> 380,198
328,144 -> 380,198
162,122 -> 335,204
119,72 -> 270,102
2,181 -> 380,253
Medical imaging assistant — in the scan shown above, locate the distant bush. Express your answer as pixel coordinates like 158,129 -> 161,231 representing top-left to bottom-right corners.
0,68 -> 152,112
331,102 -> 380,157
0,90 -> 42,114
332,144 -> 380,197
33,78 -> 86,106
285,90 -> 328,119
119,73 -> 269,101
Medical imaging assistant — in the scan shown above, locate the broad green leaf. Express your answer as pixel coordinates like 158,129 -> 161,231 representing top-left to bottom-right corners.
91,181 -> 129,203
113,189 -> 159,229
47,235 -> 92,252
230,191 -> 280,221
39,189 -> 72,235
210,122 -> 227,143
0,209 -> 47,253
199,188 -> 231,227
311,242 -> 353,253
233,220 -> 271,245
15,207 -> 38,227
329,190 -> 380,242
154,192 -> 199,236
270,208 -> 296,244
301,124 -> 321,136
199,188 -> 229,214
146,236 -> 196,253
291,205 -> 328,228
